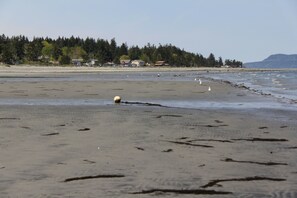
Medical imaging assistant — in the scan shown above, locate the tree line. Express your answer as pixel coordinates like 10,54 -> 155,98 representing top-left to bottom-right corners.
0,34 -> 242,67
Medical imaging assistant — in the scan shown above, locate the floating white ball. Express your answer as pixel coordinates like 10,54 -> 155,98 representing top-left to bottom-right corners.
114,96 -> 121,103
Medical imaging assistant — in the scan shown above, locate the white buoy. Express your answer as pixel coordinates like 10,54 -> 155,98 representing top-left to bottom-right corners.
114,96 -> 121,103
208,86 -> 211,91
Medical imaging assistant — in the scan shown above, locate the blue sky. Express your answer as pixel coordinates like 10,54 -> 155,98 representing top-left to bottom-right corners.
0,0 -> 297,62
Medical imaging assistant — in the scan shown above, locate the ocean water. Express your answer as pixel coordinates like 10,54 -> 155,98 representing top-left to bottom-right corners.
200,70 -> 297,104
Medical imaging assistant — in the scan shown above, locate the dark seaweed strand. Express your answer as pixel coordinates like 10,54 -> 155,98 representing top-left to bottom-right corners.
187,139 -> 233,143
231,138 -> 288,142
222,158 -> 288,166
131,189 -> 232,195
201,176 -> 286,188
0,118 -> 20,120
165,140 -> 214,148
121,101 -> 169,108
63,174 -> 125,182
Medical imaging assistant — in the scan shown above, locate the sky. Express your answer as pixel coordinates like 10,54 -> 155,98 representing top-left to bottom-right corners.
0,0 -> 297,63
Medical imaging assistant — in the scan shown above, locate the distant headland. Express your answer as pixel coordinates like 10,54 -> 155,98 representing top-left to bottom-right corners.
244,54 -> 297,68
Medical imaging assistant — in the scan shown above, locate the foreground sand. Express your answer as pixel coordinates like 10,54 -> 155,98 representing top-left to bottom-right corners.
0,70 -> 297,197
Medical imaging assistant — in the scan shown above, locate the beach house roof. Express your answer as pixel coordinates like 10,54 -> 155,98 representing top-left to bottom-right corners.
154,61 -> 166,66
120,59 -> 131,66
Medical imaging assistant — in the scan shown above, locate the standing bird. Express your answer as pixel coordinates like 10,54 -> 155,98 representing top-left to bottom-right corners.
199,79 -> 202,85
208,86 -> 211,91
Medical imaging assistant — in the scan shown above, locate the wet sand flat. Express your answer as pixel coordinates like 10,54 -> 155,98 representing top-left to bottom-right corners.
0,68 -> 297,197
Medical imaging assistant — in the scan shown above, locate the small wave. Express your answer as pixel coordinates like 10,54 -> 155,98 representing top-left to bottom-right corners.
236,191 -> 297,198
201,72 -> 297,106
270,190 -> 297,198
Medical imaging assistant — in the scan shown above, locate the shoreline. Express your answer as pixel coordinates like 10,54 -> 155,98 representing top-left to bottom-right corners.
1,65 -> 297,75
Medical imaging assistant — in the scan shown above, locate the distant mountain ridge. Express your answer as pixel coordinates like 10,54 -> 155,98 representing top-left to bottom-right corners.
244,54 -> 297,68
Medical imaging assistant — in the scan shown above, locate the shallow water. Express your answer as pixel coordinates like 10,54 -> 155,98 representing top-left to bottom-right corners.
200,71 -> 297,103
2,71 -> 296,104
0,71 -> 198,82
0,98 -> 296,112
1,71 -> 297,112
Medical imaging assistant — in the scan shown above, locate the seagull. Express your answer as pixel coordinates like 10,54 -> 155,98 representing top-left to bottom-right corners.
195,78 -> 197,81
208,86 -> 211,91
157,73 -> 160,77
199,79 -> 202,85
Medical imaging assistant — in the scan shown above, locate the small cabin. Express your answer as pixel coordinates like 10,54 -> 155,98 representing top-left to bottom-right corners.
72,59 -> 84,66
120,59 -> 131,67
131,60 -> 145,67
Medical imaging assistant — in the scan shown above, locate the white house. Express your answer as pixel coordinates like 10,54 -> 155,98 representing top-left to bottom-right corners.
131,60 -> 145,67
90,59 -> 99,66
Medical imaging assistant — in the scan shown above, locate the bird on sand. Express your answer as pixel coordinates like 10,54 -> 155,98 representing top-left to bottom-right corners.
195,78 -> 202,85
208,86 -> 211,91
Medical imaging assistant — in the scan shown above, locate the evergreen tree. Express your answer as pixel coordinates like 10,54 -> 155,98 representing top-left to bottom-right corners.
139,53 -> 150,63
128,45 -> 141,60
83,37 -> 96,56
225,59 -> 242,68
24,42 -> 37,61
95,39 -> 112,63
207,53 -> 216,67
0,42 -> 16,64
218,57 -> 223,66
12,35 -> 28,62
118,43 -> 128,56
110,38 -> 118,62
24,37 -> 43,61
52,44 -> 62,61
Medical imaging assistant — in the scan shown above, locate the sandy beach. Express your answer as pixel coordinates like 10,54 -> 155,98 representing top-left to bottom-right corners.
0,66 -> 297,197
